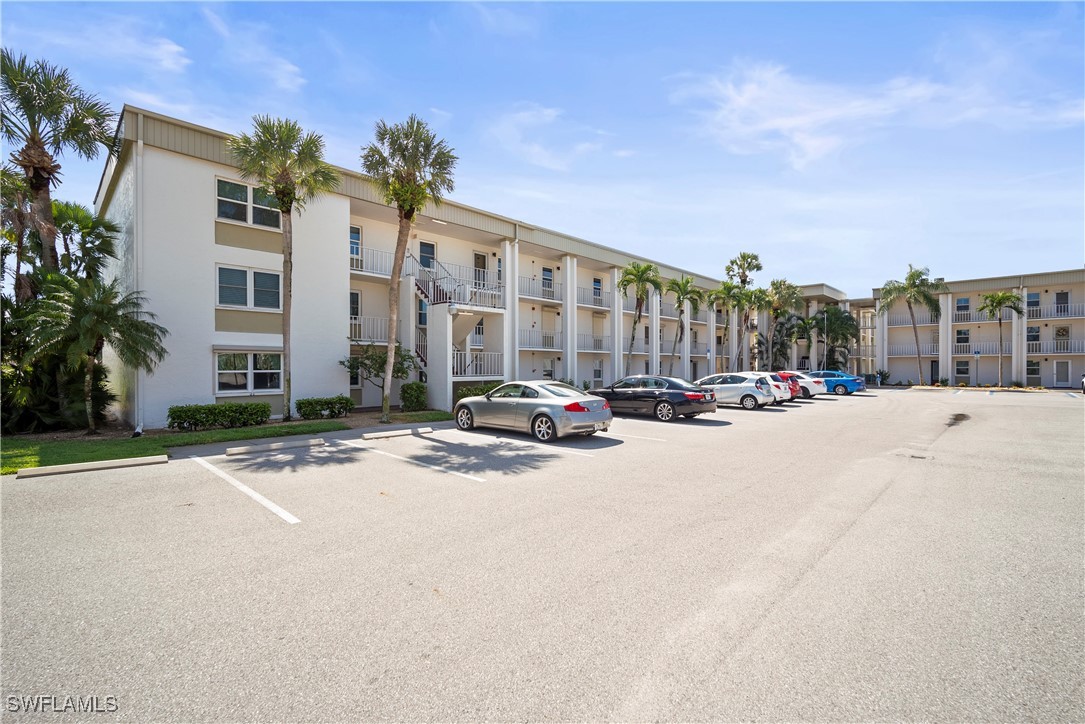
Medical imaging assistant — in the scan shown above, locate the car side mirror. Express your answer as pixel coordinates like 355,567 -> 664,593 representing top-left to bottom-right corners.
484,392 -> 492,400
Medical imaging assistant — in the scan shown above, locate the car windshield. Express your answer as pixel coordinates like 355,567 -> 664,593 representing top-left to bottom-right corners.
540,383 -> 582,397
666,378 -> 701,390
769,374 -> 784,382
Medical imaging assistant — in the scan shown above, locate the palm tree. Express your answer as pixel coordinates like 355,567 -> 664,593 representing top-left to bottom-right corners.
1,49 -> 116,271
228,116 -> 340,420
1,163 -> 32,300
812,306 -> 860,370
24,275 -> 168,434
765,279 -> 804,370
978,291 -> 1023,387
362,115 -> 456,422
663,276 -> 705,377
878,265 -> 948,385
52,200 -> 118,279
617,261 -> 662,375
707,280 -> 741,372
734,286 -> 769,371
725,251 -> 762,289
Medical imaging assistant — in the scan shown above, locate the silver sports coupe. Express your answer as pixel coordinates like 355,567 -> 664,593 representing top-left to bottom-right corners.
454,381 -> 612,442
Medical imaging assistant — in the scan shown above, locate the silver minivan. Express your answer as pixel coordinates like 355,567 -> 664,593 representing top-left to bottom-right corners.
694,373 -> 775,410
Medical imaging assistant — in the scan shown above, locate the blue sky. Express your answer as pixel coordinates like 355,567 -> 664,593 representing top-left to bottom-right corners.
4,2 -> 1083,296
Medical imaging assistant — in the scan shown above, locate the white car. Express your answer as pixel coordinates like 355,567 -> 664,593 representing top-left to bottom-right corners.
737,371 -> 791,405
780,371 -> 826,399
694,373 -> 775,410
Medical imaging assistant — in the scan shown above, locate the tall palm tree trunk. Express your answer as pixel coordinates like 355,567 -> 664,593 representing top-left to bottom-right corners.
667,311 -> 683,377
83,353 -> 97,434
383,210 -> 412,422
996,317 -> 1004,387
625,303 -> 642,376
907,302 -> 925,385
281,212 -> 294,419
17,143 -> 61,271
766,319 -> 776,371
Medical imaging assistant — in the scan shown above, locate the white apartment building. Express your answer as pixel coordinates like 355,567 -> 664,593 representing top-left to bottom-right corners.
874,269 -> 1085,387
95,107 -> 723,429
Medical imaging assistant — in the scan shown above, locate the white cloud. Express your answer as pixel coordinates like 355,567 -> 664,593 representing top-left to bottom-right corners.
469,3 -> 540,37
486,103 -> 607,171
7,19 -> 190,73
200,8 -> 306,93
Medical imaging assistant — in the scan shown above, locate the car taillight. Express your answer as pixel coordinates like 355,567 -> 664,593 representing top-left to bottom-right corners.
602,400 -> 610,410
683,392 -> 704,400
564,402 -> 590,412
755,381 -> 764,390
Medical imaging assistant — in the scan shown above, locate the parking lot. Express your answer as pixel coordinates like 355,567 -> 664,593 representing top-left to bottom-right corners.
3,389 -> 1083,721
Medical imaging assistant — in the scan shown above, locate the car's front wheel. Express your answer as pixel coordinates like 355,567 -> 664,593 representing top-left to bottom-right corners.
455,406 -> 474,430
740,395 -> 758,410
654,401 -> 676,422
801,388 -> 811,399
532,414 -> 556,442
834,384 -> 848,395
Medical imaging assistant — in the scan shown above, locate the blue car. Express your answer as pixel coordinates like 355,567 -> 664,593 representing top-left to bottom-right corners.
807,370 -> 867,395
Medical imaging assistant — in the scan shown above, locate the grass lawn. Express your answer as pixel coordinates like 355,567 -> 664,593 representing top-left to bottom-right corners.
1,420 -> 350,475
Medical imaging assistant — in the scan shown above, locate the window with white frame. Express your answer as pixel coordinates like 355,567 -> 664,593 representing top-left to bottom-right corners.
955,328 -> 969,345
217,266 -> 281,310
349,226 -> 361,257
216,179 -> 281,229
955,360 -> 969,378
417,298 -> 428,326
350,291 -> 360,318
593,278 -> 602,300
643,325 -> 649,344
1027,326 -> 1039,342
1026,360 -> 1040,382
956,297 -> 970,313
216,352 -> 282,394
542,358 -> 554,380
593,359 -> 603,381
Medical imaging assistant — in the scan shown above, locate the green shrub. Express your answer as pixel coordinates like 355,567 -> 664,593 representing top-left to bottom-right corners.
455,381 -> 504,403
1011,380 -> 1024,388
939,377 -> 949,387
295,395 -> 354,420
906,379 -> 914,386
400,382 -> 428,411
167,402 -> 272,431
875,369 -> 891,385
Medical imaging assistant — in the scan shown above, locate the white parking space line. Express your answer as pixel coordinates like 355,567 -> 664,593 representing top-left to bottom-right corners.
953,390 -> 963,395
443,429 -> 595,457
598,431 -> 667,442
190,456 -> 300,525
1066,392 -> 1080,398
338,439 -> 486,482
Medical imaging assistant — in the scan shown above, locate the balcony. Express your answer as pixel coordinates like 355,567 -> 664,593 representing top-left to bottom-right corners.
660,301 -> 679,319
576,334 -> 612,352
1027,339 -> 1085,354
349,247 -> 394,276
690,308 -> 708,323
888,344 -> 938,357
951,342 -> 1011,355
888,312 -> 936,326
520,276 -> 563,302
519,328 -> 562,350
622,296 -> 638,312
576,287 -> 612,309
1027,303 -> 1085,320
690,342 -> 708,355
414,259 -> 503,308
953,309 -> 1013,323
470,332 -> 484,348
453,351 -> 503,378
349,316 -> 390,343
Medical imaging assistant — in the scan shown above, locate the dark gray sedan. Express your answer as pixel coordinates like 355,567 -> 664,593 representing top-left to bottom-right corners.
454,381 -> 612,442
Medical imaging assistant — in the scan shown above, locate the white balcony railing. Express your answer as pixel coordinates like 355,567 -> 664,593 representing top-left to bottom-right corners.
349,247 -> 394,276
659,302 -> 679,318
415,328 -> 427,365
622,296 -> 638,312
519,276 -> 563,302
888,344 -> 939,357
453,351 -> 503,377
1027,339 -> 1085,354
519,329 -> 562,349
887,312 -> 936,326
1027,303 -> 1085,320
576,287 -> 612,309
349,316 -> 390,343
576,334 -> 612,352
690,308 -> 708,323
953,309 -> 1014,323
690,342 -> 708,355
952,342 -> 1012,355
413,256 -> 504,308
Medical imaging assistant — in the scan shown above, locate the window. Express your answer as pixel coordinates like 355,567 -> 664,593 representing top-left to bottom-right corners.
593,360 -> 603,381
497,257 -> 503,283
348,355 -> 360,387
643,360 -> 649,374
490,384 -> 524,399
216,352 -> 282,394
350,291 -> 360,318
955,360 -> 969,378
1026,360 -> 1040,381
349,226 -> 361,257
716,335 -> 723,346
955,297 -> 970,320
1027,326 -> 1039,342
417,298 -> 428,327
956,329 -> 970,344
1055,291 -> 1069,316
542,359 -> 554,380
593,278 -> 602,300
419,241 -> 436,269
542,267 -> 554,297
643,325 -> 649,344
217,266 -> 281,310
216,179 -> 280,229
1054,326 -> 1070,352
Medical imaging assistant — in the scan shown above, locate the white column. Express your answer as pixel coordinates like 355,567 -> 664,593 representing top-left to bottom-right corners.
502,238 -> 518,380
561,255 -> 577,383
808,301 -> 820,370
680,301 -> 692,379
610,267 -> 623,383
727,308 -> 740,371
938,292 -> 952,383
426,302 -> 454,412
790,342 -> 799,370
649,289 -> 661,375
875,301 -> 887,371
1013,286 -> 1027,383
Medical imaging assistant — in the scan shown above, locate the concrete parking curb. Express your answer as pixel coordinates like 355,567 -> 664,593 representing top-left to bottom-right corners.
225,438 -> 326,456
361,427 -> 434,440
16,455 -> 169,479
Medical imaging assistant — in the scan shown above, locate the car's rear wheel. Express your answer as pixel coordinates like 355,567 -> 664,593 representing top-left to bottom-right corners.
801,388 -> 811,399
654,401 -> 676,422
740,395 -> 758,410
532,414 -> 556,442
455,406 -> 474,430
834,384 -> 848,395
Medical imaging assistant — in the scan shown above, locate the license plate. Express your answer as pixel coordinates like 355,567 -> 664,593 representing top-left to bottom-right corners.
705,393 -> 714,401
594,423 -> 606,431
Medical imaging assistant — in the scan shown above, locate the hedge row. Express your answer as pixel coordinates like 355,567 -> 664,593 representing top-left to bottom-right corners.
399,382 -> 427,412
167,402 -> 271,431
295,395 -> 354,420
454,381 -> 504,403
